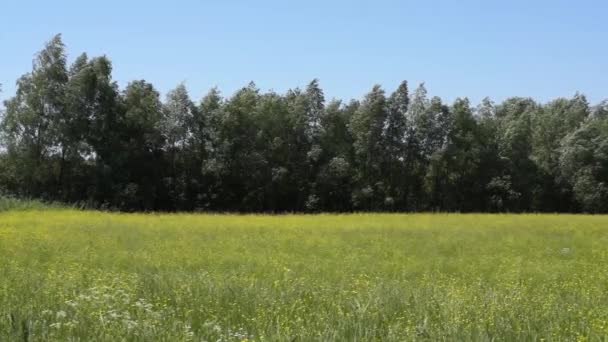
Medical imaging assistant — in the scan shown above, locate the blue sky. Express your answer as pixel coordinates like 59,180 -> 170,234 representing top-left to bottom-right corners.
1,0 -> 607,106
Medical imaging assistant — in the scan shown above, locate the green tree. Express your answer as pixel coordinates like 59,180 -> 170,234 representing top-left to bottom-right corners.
406,85 -> 452,210
531,94 -> 589,211
255,90 -> 293,211
0,34 -> 68,198
198,88 -> 224,209
426,98 -> 486,211
494,98 -> 539,211
475,97 -> 515,211
162,84 -> 197,209
315,99 -> 356,211
3,34 -> 608,213
592,100 -> 608,119
350,85 -> 388,210
211,82 -> 265,211
120,80 -> 164,210
66,55 -> 123,207
382,81 -> 409,210
408,84 -> 451,158
560,116 -> 608,212
302,80 -> 326,211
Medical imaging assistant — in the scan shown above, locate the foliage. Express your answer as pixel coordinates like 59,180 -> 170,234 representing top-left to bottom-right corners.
1,35 -> 607,212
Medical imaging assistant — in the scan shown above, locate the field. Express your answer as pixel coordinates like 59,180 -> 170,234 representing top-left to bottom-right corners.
2,210 -> 608,341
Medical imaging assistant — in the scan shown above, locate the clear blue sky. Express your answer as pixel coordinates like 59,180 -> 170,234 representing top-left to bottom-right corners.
2,0 -> 607,106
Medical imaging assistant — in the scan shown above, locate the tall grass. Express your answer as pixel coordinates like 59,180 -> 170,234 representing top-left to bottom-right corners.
1,211 -> 608,340
0,196 -> 64,211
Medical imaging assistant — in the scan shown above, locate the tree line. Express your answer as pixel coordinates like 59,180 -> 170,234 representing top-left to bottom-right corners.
1,35 -> 607,212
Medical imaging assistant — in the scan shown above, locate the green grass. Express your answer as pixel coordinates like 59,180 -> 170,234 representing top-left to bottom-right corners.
0,196 -> 65,212
2,210 -> 608,341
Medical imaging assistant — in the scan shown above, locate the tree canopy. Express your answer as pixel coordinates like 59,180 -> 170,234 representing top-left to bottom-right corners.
1,35 -> 606,212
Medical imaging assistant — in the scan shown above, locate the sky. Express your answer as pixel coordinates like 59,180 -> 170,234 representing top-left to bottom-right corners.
1,0 -> 607,107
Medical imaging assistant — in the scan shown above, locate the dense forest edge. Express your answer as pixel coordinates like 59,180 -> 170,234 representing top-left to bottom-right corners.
1,34 -> 607,213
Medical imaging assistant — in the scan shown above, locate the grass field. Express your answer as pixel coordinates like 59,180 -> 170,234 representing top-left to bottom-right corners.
2,209 -> 608,341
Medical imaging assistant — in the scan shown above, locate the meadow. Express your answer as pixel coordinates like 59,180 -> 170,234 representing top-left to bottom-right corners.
2,208 -> 608,341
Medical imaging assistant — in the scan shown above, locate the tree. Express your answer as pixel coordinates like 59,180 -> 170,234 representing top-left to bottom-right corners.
425,98 -> 486,211
162,84 -> 197,208
491,97 -> 540,211
210,82 -> 265,211
405,85 -> 452,210
304,79 -> 325,144
592,100 -> 608,119
530,94 -> 589,211
66,55 -> 123,207
315,99 -> 356,211
120,80 -> 164,210
256,90 -> 294,211
350,85 -> 388,210
0,34 -> 68,198
163,84 -> 195,153
198,88 -> 224,209
560,116 -> 608,212
382,81 -> 409,210
3,34 -> 608,213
